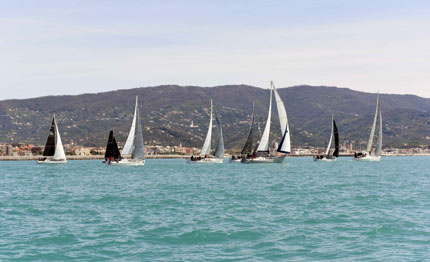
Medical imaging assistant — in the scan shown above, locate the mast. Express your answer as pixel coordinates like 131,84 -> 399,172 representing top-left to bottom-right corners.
366,93 -> 379,153
324,114 -> 334,156
42,117 -> 56,157
241,101 -> 255,155
273,82 -> 291,154
122,96 -> 138,155
200,99 -> 213,156
131,100 -> 145,160
214,111 -> 224,159
256,85 -> 273,153
333,119 -> 339,157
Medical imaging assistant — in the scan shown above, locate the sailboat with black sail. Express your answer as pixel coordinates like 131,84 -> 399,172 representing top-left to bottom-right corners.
37,115 -> 67,164
353,93 -> 383,161
103,130 -> 122,164
241,81 -> 291,163
114,96 -> 145,165
188,99 -> 224,163
230,101 -> 257,163
314,115 -> 339,161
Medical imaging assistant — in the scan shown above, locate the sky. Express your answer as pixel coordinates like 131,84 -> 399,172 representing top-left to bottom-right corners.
0,0 -> 430,99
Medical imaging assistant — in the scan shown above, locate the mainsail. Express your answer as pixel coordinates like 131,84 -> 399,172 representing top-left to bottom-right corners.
53,119 -> 66,161
366,93 -> 380,153
324,115 -> 334,156
122,96 -> 138,155
200,99 -> 213,156
105,130 -> 121,160
42,117 -> 56,157
256,87 -> 273,152
241,102 -> 255,155
375,109 -> 382,156
214,113 -> 224,159
333,119 -> 339,157
131,103 -> 145,160
273,82 -> 291,154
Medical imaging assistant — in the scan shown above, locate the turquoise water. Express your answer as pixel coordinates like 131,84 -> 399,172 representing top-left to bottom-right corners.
0,157 -> 429,261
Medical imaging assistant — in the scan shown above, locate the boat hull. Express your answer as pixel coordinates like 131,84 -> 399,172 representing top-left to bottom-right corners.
314,156 -> 337,162
37,159 -> 67,164
353,155 -> 381,161
241,156 -> 285,163
187,158 -> 224,164
110,159 -> 145,166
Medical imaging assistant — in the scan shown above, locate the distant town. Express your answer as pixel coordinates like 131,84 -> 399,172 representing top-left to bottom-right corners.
1,141 -> 429,160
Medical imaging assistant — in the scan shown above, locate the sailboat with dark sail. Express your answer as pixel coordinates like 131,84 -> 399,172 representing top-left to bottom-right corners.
314,115 -> 339,161
188,99 -> 224,163
103,130 -> 122,164
230,101 -> 257,163
37,115 -> 67,164
241,81 -> 291,163
115,96 -> 145,165
353,93 -> 383,161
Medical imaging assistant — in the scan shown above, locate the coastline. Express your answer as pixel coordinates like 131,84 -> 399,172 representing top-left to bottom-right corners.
0,154 -> 428,161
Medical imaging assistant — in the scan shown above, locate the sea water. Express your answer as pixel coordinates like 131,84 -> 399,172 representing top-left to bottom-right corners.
0,156 -> 429,261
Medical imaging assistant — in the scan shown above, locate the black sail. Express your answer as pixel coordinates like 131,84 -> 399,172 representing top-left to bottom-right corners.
241,103 -> 255,155
333,119 -> 339,157
105,130 -> 121,160
42,117 -> 56,157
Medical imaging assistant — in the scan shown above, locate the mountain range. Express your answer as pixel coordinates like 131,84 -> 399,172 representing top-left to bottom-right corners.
0,85 -> 429,150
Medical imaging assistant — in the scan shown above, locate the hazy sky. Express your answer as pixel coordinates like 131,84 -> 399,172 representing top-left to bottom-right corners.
1,0 -> 430,99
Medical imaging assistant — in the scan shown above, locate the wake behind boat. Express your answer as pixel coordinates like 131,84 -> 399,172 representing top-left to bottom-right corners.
353,93 -> 383,161
241,82 -> 290,164
188,99 -> 224,164
37,115 -> 67,164
111,96 -> 145,166
314,115 -> 339,162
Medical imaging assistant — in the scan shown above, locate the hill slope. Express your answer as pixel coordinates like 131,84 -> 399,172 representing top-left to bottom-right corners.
0,85 -> 429,149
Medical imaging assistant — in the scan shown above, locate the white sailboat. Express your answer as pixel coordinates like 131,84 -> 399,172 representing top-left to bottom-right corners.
188,99 -> 224,163
314,114 -> 339,162
37,115 -> 67,164
115,96 -> 145,165
353,93 -> 382,161
242,81 -> 290,163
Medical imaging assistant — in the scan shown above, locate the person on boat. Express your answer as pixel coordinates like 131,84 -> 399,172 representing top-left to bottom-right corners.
191,155 -> 194,161
232,155 -> 236,160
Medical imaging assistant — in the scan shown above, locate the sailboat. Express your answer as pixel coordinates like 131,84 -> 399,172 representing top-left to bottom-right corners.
314,115 -> 339,161
103,130 -> 122,164
37,115 -> 67,164
353,93 -> 383,161
242,81 -> 290,163
115,96 -> 145,165
230,101 -> 257,163
188,99 -> 224,163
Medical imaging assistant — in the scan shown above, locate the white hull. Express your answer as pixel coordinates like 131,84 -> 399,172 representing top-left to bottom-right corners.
314,157 -> 337,162
188,158 -> 224,164
241,156 -> 285,163
37,159 -> 67,164
229,159 -> 242,163
353,155 -> 381,161
111,159 -> 145,166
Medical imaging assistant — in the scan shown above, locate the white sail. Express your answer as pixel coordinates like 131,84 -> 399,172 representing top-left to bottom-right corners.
214,113 -> 224,159
53,118 -> 66,161
375,109 -> 382,156
273,82 -> 291,153
366,93 -> 379,153
256,86 -> 273,152
200,99 -> 213,156
122,96 -> 138,155
324,115 -> 334,155
131,104 -> 145,160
